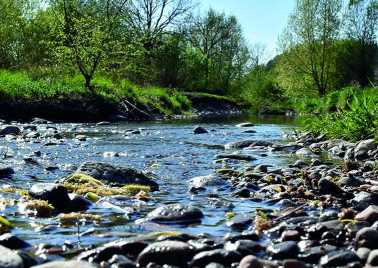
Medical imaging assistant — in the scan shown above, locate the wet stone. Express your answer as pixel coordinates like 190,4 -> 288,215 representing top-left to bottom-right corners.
189,249 -> 242,267
320,250 -> 360,268
0,126 -> 21,136
137,241 -> 194,267
367,249 -> 378,267
238,255 -> 263,268
224,240 -> 263,255
107,254 -> 136,268
318,178 -> 344,196
146,204 -> 203,224
74,162 -> 159,190
0,165 -> 15,178
266,241 -> 299,260
355,205 -> 378,223
355,227 -> 378,249
226,216 -> 253,231
0,234 -> 30,250
29,183 -> 71,211
194,126 -> 209,134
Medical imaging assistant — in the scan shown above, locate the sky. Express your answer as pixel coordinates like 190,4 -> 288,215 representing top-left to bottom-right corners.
198,0 -> 296,59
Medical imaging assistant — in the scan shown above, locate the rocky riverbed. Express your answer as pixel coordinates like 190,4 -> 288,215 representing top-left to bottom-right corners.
0,117 -> 377,268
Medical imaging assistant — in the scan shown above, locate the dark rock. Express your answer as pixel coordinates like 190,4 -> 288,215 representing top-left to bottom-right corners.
318,178 -> 344,196
69,195 -> 92,212
0,245 -> 24,268
266,241 -> 299,260
0,165 -> 15,178
31,118 -> 51,124
355,139 -> 376,160
226,216 -> 253,231
146,204 -> 203,224
216,154 -> 256,161
0,234 -> 30,249
299,245 -> 337,264
283,259 -> 305,268
353,192 -> 378,211
189,249 -> 241,267
205,263 -> 225,268
194,127 -> 209,134
0,126 -> 21,136
224,231 -> 259,242
281,230 -> 301,241
107,255 -> 136,268
320,250 -> 360,267
308,220 -> 344,240
355,205 -> 378,223
225,140 -> 256,149
78,239 -> 148,262
234,188 -> 251,198
224,240 -> 263,255
31,260 -> 97,268
238,255 -> 263,268
137,241 -> 194,267
29,183 -> 71,211
355,227 -> 378,249
73,162 -> 159,190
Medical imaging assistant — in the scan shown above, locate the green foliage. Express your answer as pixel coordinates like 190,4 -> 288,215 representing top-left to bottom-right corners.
302,87 -> 378,141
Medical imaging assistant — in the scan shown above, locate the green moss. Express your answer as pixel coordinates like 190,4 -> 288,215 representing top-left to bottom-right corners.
63,173 -> 151,197
19,199 -> 54,217
59,212 -> 101,226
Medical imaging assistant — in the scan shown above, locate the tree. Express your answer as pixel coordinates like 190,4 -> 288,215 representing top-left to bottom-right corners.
188,9 -> 250,93
280,0 -> 342,96
343,0 -> 378,86
53,0 -> 127,90
123,0 -> 193,49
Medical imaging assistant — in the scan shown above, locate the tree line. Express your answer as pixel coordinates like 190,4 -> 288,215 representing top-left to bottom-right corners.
243,0 -> 378,112
0,0 -> 250,95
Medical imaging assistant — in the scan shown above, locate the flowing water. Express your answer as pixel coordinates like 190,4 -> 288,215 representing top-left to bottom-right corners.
0,115 -> 298,248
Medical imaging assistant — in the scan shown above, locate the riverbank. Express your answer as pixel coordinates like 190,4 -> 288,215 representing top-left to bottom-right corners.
0,70 -> 245,122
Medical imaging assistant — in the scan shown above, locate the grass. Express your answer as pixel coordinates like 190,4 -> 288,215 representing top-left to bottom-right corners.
0,69 -> 192,116
299,86 -> 378,141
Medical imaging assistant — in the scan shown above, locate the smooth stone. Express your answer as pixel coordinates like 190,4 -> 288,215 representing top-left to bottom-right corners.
283,259 -> 305,268
266,241 -> 299,260
355,205 -> 378,223
355,227 -> 378,249
73,162 -> 159,190
0,234 -> 30,250
205,263 -> 225,268
0,165 -> 15,178
137,241 -> 194,267
318,178 -> 344,196
224,240 -> 263,255
238,255 -> 263,268
234,188 -> 251,198
320,250 -> 360,267
236,123 -> 255,128
79,239 -> 147,262
146,204 -> 203,224
295,148 -> 315,157
281,230 -> 300,241
29,183 -> 71,211
189,249 -> 241,267
194,127 -> 209,134
356,247 -> 370,262
225,140 -> 256,150
0,245 -> 24,268
353,192 -> 378,210
0,126 -> 21,136
226,216 -> 253,231
31,261 -> 97,268
107,254 -> 136,268
367,249 -> 378,266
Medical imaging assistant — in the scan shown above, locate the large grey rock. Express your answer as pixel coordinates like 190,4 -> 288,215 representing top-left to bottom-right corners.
31,261 -> 97,268
73,162 -> 159,190
189,174 -> 225,188
29,183 -> 70,211
0,245 -> 24,268
137,241 -> 194,267
367,249 -> 378,266
215,154 -> 256,161
146,204 -> 203,224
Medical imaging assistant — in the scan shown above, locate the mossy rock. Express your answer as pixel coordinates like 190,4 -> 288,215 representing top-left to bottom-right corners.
59,212 -> 101,226
63,173 -> 150,197
19,199 -> 54,218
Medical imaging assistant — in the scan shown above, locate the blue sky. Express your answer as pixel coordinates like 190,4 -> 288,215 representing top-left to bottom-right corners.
198,0 -> 295,58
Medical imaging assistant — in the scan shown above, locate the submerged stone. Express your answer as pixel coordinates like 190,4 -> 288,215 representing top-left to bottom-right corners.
146,204 -> 203,224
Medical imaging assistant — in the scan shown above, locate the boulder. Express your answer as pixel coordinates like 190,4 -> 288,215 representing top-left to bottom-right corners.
146,204 -> 203,224
0,245 -> 24,268
194,126 -> 209,134
0,126 -> 21,137
29,183 -> 71,211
